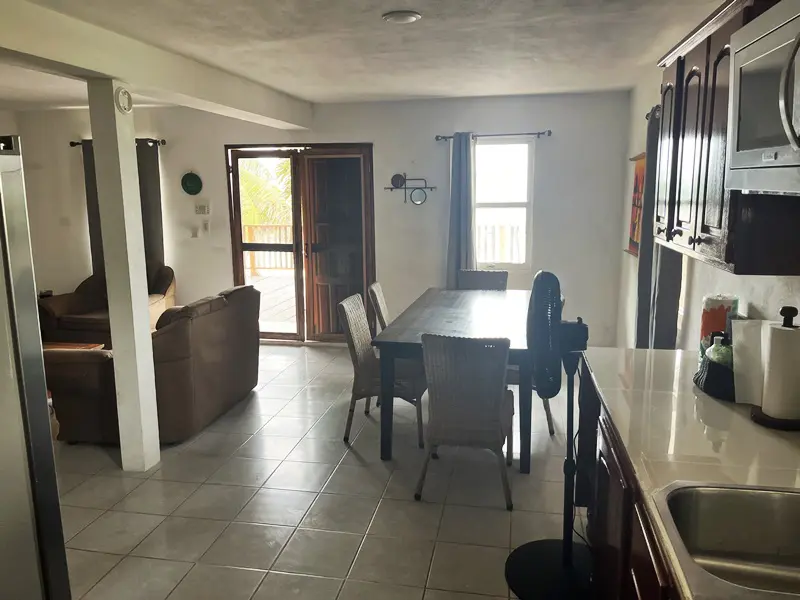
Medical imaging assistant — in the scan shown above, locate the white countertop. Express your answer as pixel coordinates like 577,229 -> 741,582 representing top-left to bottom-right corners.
584,347 -> 800,598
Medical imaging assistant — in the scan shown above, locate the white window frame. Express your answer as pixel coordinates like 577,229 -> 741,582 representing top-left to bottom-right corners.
473,136 -> 535,271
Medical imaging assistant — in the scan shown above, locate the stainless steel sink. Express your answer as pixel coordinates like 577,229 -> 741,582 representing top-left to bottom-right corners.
657,484 -> 800,597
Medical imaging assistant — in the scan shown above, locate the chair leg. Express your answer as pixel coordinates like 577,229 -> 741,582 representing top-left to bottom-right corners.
506,429 -> 513,467
343,393 -> 358,443
415,398 -> 424,449
414,450 -> 433,501
431,445 -> 439,460
364,396 -> 372,416
542,398 -> 555,436
494,449 -> 513,511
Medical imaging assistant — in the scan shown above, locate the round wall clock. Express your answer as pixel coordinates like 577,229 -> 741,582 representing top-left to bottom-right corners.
114,87 -> 133,114
181,172 -> 203,195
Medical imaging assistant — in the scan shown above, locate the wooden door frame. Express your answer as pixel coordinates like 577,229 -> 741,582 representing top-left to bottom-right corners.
299,144 -> 376,342
225,143 -> 376,341
225,147 -> 305,341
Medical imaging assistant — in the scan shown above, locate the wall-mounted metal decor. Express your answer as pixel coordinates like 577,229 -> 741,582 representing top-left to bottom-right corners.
384,173 -> 436,205
181,172 -> 203,196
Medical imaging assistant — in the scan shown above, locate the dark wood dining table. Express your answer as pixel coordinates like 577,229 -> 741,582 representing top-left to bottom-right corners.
372,287 -> 537,474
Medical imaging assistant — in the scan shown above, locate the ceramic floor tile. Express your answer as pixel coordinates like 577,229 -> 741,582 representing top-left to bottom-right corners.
258,384 -> 304,399
292,387 -> 346,403
60,506 -> 104,542
437,505 -> 511,548
167,564 -> 266,600
236,488 -> 316,526
206,457 -> 280,487
200,522 -> 292,570
184,432 -> 252,457
300,493 -> 379,534
131,516 -> 227,561
54,444 -> 118,475
65,549 -> 121,599
285,438 -> 349,464
338,580 -> 424,600
82,556 -> 191,600
227,396 -> 291,418
60,476 -> 144,509
446,470 -> 508,510
57,472 -> 91,497
112,480 -> 199,516
306,417 -> 357,440
349,536 -> 435,588
272,528 -> 363,578
263,461 -> 334,492
235,436 -> 300,460
423,591 -> 506,600
257,416 -> 317,437
384,469 -> 450,504
151,454 -> 227,484
206,413 -> 272,435
513,480 -> 563,513
427,542 -> 509,597
173,484 -> 256,520
510,511 -> 563,548
252,572 -> 342,600
323,464 -> 391,498
368,499 -> 443,540
67,511 -> 164,554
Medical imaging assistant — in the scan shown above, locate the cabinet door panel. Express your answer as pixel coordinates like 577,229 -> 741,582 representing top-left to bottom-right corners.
673,43 -> 709,247
654,61 -> 683,240
697,20 -> 741,262
625,504 -> 670,600
590,419 -> 633,600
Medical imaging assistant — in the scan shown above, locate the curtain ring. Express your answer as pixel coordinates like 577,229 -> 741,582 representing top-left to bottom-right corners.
409,187 -> 427,205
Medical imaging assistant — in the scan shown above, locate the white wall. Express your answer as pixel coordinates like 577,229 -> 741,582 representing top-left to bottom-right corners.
18,92 -> 631,346
0,110 -> 17,134
616,69 -> 665,348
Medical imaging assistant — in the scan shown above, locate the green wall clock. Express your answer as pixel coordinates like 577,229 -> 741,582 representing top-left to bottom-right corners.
181,172 -> 203,195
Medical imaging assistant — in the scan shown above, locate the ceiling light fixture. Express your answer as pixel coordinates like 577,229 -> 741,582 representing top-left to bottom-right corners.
382,10 -> 422,24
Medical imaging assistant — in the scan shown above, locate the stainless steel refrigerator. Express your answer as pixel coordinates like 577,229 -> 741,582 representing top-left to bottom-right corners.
0,135 -> 70,599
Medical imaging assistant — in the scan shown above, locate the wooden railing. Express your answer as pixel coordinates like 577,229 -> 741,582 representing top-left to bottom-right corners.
475,223 -> 525,265
243,224 -> 294,273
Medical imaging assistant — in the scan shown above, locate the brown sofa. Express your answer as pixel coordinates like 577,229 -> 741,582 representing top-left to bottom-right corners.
44,285 -> 260,444
38,264 -> 176,347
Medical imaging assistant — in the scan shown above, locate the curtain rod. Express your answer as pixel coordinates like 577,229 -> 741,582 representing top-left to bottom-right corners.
69,138 -> 167,147
434,130 -> 552,141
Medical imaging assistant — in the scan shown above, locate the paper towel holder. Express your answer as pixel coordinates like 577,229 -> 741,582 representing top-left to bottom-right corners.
780,306 -> 798,328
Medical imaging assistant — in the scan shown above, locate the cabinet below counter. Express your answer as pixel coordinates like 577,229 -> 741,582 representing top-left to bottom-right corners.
580,347 -> 800,599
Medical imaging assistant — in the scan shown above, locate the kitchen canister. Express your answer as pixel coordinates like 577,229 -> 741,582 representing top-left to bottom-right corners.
761,307 -> 800,421
699,294 -> 739,361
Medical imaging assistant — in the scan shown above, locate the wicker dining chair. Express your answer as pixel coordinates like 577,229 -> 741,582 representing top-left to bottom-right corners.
338,294 -> 427,446
367,282 -> 390,330
416,334 -> 514,511
456,269 -> 509,291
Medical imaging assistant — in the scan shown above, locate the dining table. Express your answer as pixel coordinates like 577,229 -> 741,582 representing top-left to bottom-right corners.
372,287 -> 537,474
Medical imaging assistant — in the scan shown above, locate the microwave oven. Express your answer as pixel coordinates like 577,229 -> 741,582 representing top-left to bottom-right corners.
728,0 -> 800,194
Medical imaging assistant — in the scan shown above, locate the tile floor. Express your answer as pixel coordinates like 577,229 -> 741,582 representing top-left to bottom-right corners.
56,343 -> 586,600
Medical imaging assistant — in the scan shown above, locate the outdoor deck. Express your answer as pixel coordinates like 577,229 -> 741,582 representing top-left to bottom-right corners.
245,269 -> 297,334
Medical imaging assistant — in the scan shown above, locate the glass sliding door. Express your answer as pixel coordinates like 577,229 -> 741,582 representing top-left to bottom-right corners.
229,150 -> 304,339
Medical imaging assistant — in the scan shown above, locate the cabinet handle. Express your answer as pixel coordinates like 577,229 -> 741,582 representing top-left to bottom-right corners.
656,227 -> 665,235
671,229 -> 683,237
630,568 -> 644,600
689,236 -> 704,246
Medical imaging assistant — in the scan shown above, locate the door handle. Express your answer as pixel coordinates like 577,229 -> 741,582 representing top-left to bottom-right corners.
779,31 -> 800,151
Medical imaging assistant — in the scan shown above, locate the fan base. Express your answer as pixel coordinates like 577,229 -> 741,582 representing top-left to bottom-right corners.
505,539 -> 592,599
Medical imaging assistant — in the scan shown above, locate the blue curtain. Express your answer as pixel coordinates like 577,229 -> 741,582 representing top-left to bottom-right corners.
446,132 -> 476,288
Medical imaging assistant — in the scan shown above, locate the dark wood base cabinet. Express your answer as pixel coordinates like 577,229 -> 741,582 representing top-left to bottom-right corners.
652,0 -> 800,276
587,412 -> 673,600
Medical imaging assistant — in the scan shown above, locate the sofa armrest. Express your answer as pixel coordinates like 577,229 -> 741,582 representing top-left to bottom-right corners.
150,266 -> 175,297
38,293 -> 93,319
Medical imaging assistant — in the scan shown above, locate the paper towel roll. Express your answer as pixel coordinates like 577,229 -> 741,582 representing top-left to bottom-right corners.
762,323 -> 800,420
731,319 -> 769,406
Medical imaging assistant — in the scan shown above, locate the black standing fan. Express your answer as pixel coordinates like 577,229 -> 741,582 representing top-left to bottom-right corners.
505,271 -> 591,599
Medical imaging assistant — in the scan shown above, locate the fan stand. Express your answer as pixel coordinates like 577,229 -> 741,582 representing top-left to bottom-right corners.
504,352 -> 592,599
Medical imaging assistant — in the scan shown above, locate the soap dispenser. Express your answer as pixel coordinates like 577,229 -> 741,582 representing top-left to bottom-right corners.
705,332 -> 733,369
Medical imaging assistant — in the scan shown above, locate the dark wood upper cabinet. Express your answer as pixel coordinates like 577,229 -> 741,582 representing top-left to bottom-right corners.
654,60 -> 683,241
672,42 -> 709,248
650,0 -> 800,275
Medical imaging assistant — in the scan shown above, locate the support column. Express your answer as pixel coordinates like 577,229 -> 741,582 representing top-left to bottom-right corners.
87,78 -> 160,471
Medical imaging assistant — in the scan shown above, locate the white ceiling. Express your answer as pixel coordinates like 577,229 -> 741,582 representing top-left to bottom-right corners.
21,0 -> 719,103
0,64 -> 88,108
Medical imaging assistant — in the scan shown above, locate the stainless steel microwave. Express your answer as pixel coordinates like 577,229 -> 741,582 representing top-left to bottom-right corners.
728,0 -> 800,194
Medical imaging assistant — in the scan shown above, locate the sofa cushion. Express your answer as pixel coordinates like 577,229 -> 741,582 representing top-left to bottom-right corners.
60,310 -> 111,332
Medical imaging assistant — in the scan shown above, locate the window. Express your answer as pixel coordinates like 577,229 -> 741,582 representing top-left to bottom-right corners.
474,139 -> 533,268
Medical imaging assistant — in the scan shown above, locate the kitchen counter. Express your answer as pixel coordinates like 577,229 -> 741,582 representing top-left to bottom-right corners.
584,347 -> 800,599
